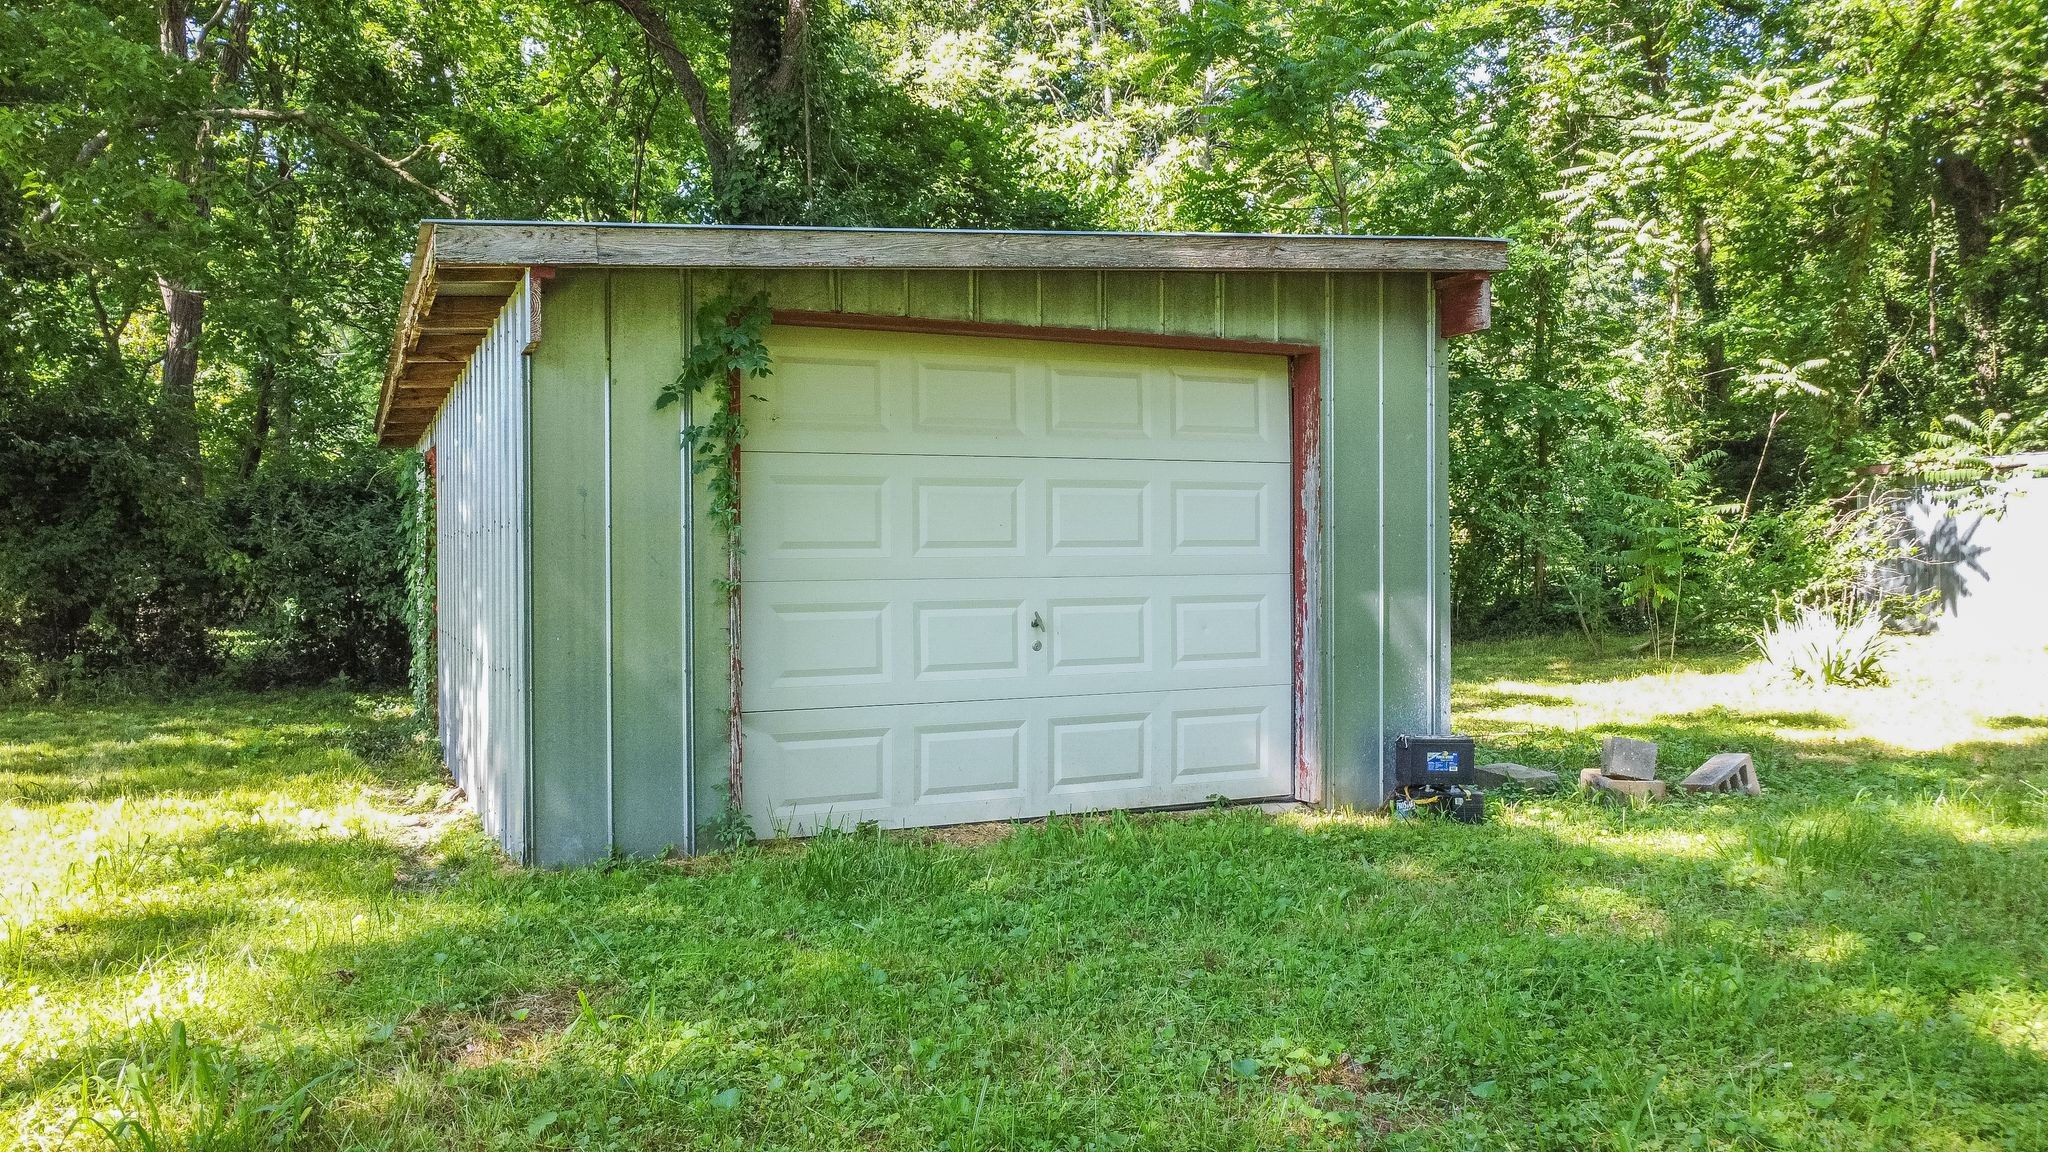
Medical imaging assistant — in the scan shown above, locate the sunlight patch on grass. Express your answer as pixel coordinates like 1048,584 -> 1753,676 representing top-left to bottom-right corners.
1956,987 -> 2048,1059
1786,925 -> 1870,967
1546,883 -> 1672,939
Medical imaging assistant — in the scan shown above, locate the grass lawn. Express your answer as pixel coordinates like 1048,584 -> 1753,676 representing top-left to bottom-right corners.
3,636 -> 2044,1150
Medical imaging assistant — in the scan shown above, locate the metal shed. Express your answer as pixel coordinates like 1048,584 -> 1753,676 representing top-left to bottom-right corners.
378,222 -> 1507,865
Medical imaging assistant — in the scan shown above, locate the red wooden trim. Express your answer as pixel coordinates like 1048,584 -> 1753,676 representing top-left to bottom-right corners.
1435,272 -> 1492,338
726,368 -> 746,808
1288,350 -> 1323,804
765,307 -> 1325,808
772,309 -> 1319,359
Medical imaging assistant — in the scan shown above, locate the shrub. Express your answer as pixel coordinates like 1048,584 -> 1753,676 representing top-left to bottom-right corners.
0,388 -> 223,693
217,454 -> 410,687
1756,605 -> 1891,687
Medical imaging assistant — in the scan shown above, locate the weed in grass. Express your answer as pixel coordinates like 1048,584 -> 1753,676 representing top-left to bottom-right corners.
75,1021 -> 334,1152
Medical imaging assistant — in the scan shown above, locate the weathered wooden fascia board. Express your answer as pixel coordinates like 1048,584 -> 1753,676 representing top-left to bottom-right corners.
374,223 -> 440,445
428,222 -> 1510,273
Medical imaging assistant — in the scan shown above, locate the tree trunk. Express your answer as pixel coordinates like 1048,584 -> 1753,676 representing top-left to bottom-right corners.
157,275 -> 206,494
1937,151 -> 2005,401
239,358 -> 274,483
1688,207 -> 1729,403
604,0 -> 809,223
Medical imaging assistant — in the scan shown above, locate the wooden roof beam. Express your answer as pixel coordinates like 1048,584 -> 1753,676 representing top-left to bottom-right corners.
426,222 -> 1511,273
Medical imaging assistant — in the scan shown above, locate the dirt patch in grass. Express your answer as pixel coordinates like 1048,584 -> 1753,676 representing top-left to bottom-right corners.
389,785 -> 481,889
406,986 -> 588,1070
908,820 -> 1018,849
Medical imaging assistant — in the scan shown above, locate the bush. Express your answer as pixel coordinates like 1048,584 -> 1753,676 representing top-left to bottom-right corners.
1756,605 -> 1891,687
217,454 -> 410,687
0,383 -> 410,695
0,388 -> 223,693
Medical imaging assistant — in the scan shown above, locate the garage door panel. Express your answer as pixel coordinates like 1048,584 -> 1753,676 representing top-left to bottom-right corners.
758,471 -> 891,557
756,600 -> 893,690
774,353 -> 887,433
754,328 -> 1290,462
743,575 -> 1288,712
743,326 -> 1295,835
748,453 -> 1288,581
914,478 -> 1024,555
743,686 -> 1291,834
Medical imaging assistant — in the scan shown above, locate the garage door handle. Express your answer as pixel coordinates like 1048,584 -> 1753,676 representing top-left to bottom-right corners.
1029,611 -> 1044,631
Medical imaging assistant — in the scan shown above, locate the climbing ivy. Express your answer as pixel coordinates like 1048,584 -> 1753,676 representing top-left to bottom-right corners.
658,290 -> 773,828
658,290 -> 774,585
399,448 -> 437,718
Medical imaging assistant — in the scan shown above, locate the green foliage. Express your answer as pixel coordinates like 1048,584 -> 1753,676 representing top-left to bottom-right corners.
213,456 -> 411,687
0,384 -> 222,692
707,782 -> 759,852
1907,409 -> 2048,488
78,1021 -> 334,1152
1757,605 -> 1893,687
0,375 -> 409,693
658,290 -> 775,581
399,451 -> 436,717
5,0 -> 2048,681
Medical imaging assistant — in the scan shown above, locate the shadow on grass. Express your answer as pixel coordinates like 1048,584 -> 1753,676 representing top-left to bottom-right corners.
1452,636 -> 1758,687
1456,685 -> 1572,710
19,820 -> 414,987
0,690 -> 428,807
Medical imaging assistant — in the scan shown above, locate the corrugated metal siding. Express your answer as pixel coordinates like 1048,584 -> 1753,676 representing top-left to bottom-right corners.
515,266 -> 1445,861
528,274 -> 615,867
432,276 -> 533,861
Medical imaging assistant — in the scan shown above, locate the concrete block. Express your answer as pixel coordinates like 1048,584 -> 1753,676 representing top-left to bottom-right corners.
1682,752 -> 1760,796
1580,768 -> 1668,804
1600,736 -> 1660,781
1477,762 -> 1559,790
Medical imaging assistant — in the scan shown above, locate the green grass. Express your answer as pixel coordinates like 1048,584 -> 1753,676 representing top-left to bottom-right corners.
3,636 -> 2045,1150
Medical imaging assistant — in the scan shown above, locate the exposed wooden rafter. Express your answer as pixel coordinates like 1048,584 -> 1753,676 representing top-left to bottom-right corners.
372,225 -> 526,446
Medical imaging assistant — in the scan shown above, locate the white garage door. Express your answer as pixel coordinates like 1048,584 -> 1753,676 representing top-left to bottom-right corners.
740,326 -> 1294,833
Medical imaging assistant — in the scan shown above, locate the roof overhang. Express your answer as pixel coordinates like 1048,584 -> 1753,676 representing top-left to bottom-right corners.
377,222 -> 1510,447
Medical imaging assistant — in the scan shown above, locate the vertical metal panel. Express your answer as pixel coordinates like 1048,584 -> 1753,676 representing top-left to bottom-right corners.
838,270 -> 908,315
1160,273 -> 1221,336
908,271 -> 974,320
1222,272 -> 1279,340
763,270 -> 835,311
1377,272 -> 1438,793
974,271 -> 1039,324
1430,299 -> 1453,732
1038,271 -> 1101,328
607,271 -> 691,855
682,273 -> 735,843
1278,275 -> 1326,346
528,271 -> 614,866
429,275 -> 532,862
1322,271 -> 1387,811
1102,272 -> 1162,332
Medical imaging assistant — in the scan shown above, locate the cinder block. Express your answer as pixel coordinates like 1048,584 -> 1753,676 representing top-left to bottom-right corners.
1682,752 -> 1759,796
1477,762 -> 1559,790
1600,736 -> 1660,781
1580,769 -> 1668,804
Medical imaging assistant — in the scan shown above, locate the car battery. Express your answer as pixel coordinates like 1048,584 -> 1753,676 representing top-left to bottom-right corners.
1395,734 -> 1476,788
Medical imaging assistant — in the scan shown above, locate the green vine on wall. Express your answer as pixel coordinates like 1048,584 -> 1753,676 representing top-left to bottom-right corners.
658,290 -> 773,830
398,447 -> 437,720
658,291 -> 773,581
